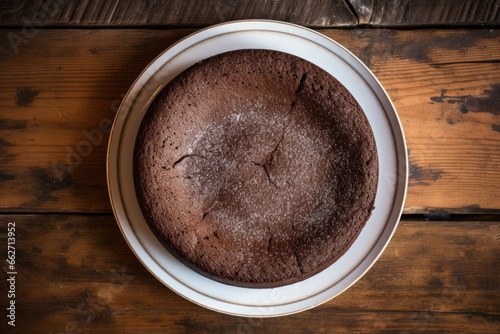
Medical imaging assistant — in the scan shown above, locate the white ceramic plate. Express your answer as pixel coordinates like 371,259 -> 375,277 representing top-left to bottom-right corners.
107,20 -> 408,317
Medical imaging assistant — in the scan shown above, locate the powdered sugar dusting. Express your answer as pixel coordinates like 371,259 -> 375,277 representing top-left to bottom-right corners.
174,99 -> 347,256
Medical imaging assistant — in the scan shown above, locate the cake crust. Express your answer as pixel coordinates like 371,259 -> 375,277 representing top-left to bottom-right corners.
134,49 -> 378,287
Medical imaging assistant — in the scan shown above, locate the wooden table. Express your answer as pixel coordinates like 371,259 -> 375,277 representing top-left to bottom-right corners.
0,1 -> 499,332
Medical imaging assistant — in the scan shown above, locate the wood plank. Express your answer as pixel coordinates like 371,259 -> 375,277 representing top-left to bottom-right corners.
0,215 -> 498,332
0,0 -> 357,27
347,0 -> 500,26
0,29 -> 499,213
1,0 -> 498,27
319,29 -> 500,213
0,29 -> 195,213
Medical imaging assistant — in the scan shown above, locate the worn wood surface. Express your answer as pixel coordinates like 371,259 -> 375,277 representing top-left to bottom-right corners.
0,216 -> 498,333
0,0 -> 498,27
0,28 -> 499,214
349,0 -> 500,26
0,0 -> 357,27
0,10 -> 499,332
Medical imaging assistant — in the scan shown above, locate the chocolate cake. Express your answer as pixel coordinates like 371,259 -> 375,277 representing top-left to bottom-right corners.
133,49 -> 378,288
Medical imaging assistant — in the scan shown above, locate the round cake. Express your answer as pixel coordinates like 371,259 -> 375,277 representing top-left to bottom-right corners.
133,49 -> 378,288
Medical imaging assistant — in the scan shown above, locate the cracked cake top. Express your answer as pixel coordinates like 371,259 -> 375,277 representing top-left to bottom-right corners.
133,49 -> 378,287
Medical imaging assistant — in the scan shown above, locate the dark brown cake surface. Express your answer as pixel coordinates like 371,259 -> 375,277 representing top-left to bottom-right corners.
134,49 -> 378,287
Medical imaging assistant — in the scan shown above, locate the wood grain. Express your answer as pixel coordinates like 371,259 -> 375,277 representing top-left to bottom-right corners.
0,215 -> 498,333
347,0 -> 500,26
0,29 -> 499,213
0,0 -> 498,27
319,29 -> 500,213
0,0 -> 357,27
